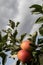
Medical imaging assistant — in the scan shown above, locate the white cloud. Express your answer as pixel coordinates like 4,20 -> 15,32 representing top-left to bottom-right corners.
0,0 -> 19,30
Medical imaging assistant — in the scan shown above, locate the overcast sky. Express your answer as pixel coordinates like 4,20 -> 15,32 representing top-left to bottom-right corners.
0,0 -> 43,36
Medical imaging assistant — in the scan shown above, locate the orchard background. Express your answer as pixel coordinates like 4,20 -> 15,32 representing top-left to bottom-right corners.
0,1 -> 43,65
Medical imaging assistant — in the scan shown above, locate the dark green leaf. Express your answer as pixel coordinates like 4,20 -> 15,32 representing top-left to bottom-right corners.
30,4 -> 42,8
7,28 -> 12,33
32,32 -> 37,43
20,33 -> 27,42
0,42 -> 4,51
0,32 -> 2,42
16,22 -> 20,27
38,38 -> 43,44
10,45 -> 20,55
38,43 -> 43,47
39,24 -> 43,36
28,32 -> 37,43
27,61 -> 33,65
30,4 -> 43,14
40,47 -> 43,54
0,52 -> 7,65
35,55 -> 40,65
16,60 -> 20,65
0,34 -> 8,51
9,20 -> 15,29
10,30 -> 18,44
2,34 -> 8,43
35,16 -> 43,23
30,44 -> 37,48
5,48 -> 10,52
13,30 -> 18,38
2,30 -> 7,33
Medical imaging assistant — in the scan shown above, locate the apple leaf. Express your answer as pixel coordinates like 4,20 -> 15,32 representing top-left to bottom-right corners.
37,38 -> 43,44
11,47 -> 20,55
39,24 -> 43,36
16,60 -> 20,65
20,33 -> 27,42
32,32 -> 37,43
8,20 -> 15,29
10,30 -> 18,44
27,61 -> 33,65
30,4 -> 43,14
16,22 -> 20,27
0,52 -> 7,65
35,16 -> 43,23
13,30 -> 18,38
0,32 -> 2,42
2,29 -> 7,33
2,34 -> 8,43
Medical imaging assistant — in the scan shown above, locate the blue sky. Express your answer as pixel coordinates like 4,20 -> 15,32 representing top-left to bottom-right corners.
0,0 -> 43,65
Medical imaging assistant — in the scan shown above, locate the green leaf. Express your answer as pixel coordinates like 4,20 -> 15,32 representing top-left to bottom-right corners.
39,24 -> 43,36
20,33 -> 27,42
32,32 -> 38,43
10,45 -> 20,55
0,32 -> 2,42
10,30 -> 18,44
9,20 -> 15,29
38,38 -> 43,44
30,4 -> 43,14
27,34 -> 32,41
30,4 -> 42,8
0,42 -> 3,51
0,42 -> 4,51
27,61 -> 33,65
0,34 -> 8,51
35,16 -> 43,23
12,47 -> 20,53
30,44 -> 37,48
28,32 -> 37,43
16,60 -> 20,65
2,29 -> 7,33
0,52 -> 7,65
38,43 -> 43,47
7,28 -> 12,33
2,34 -> 8,43
13,30 -> 18,38
16,22 -> 20,27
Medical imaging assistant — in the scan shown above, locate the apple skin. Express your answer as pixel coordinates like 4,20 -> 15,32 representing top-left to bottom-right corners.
17,50 -> 31,63
20,40 -> 32,51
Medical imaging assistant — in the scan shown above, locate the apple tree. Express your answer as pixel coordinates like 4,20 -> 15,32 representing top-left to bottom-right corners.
0,3 -> 43,65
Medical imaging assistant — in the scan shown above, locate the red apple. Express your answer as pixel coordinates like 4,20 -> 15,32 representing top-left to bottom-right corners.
17,50 -> 31,63
20,40 -> 32,51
